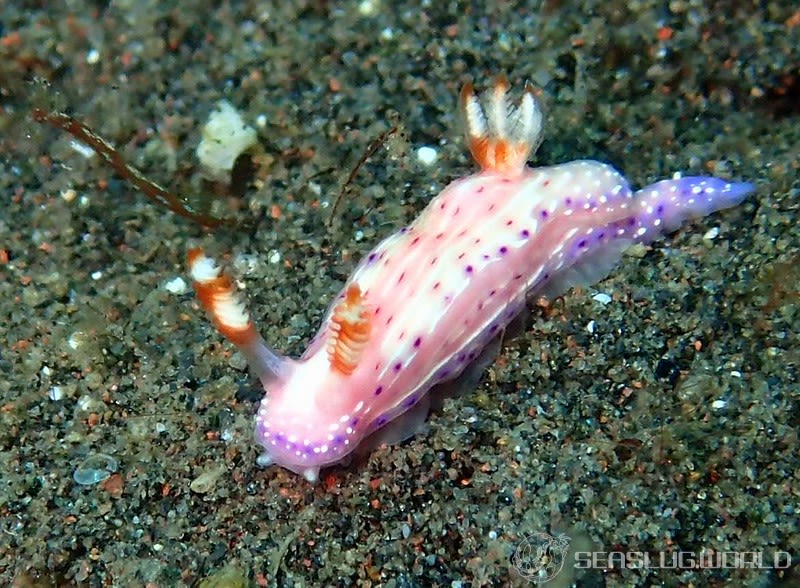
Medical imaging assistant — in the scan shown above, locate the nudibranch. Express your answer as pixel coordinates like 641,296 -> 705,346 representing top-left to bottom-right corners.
189,77 -> 752,482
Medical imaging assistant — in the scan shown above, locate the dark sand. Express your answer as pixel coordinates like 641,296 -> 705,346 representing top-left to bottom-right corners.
1,1 -> 798,586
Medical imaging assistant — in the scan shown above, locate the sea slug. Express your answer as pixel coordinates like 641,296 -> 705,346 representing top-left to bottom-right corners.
189,77 -> 753,482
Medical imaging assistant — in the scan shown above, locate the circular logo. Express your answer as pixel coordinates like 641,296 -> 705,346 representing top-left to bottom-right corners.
511,532 -> 571,584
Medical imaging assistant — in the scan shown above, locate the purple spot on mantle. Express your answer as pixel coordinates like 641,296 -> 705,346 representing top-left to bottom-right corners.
521,229 -> 530,238
540,210 -> 549,219
374,386 -> 383,396
499,246 -> 508,255
394,362 -> 402,372
413,337 -> 422,348
465,265 -> 474,274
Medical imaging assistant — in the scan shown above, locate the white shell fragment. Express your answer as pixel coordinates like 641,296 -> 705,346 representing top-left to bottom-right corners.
196,100 -> 258,179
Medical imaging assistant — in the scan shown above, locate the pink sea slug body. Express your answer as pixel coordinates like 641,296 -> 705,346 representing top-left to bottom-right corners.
189,77 -> 753,482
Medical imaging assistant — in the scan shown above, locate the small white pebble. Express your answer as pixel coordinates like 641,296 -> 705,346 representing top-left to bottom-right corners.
416,146 -> 438,166
488,530 -> 497,540
730,370 -> 742,378
68,332 -> 82,350
70,140 -> 97,160
48,386 -> 65,401
190,466 -> 226,494
308,181 -> 322,196
91,271 -> 103,280
255,114 -> 267,128
703,227 -> 720,240
380,27 -> 394,40
592,292 -> 612,305
164,276 -> 188,295
41,366 -> 51,376
86,48 -> 100,64
268,250 -> 281,264
358,0 -> 378,15
60,188 -> 78,202
233,253 -> 259,274
73,453 -> 118,485
586,320 -> 595,334
354,230 -> 364,242
711,399 -> 727,409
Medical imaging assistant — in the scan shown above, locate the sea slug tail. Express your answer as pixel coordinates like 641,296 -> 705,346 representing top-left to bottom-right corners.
533,175 -> 752,299
631,176 -> 754,237
187,248 -> 290,385
460,76 -> 543,176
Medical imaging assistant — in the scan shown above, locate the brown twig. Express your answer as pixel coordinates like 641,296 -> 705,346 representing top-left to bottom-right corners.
327,124 -> 399,228
31,107 -> 238,228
